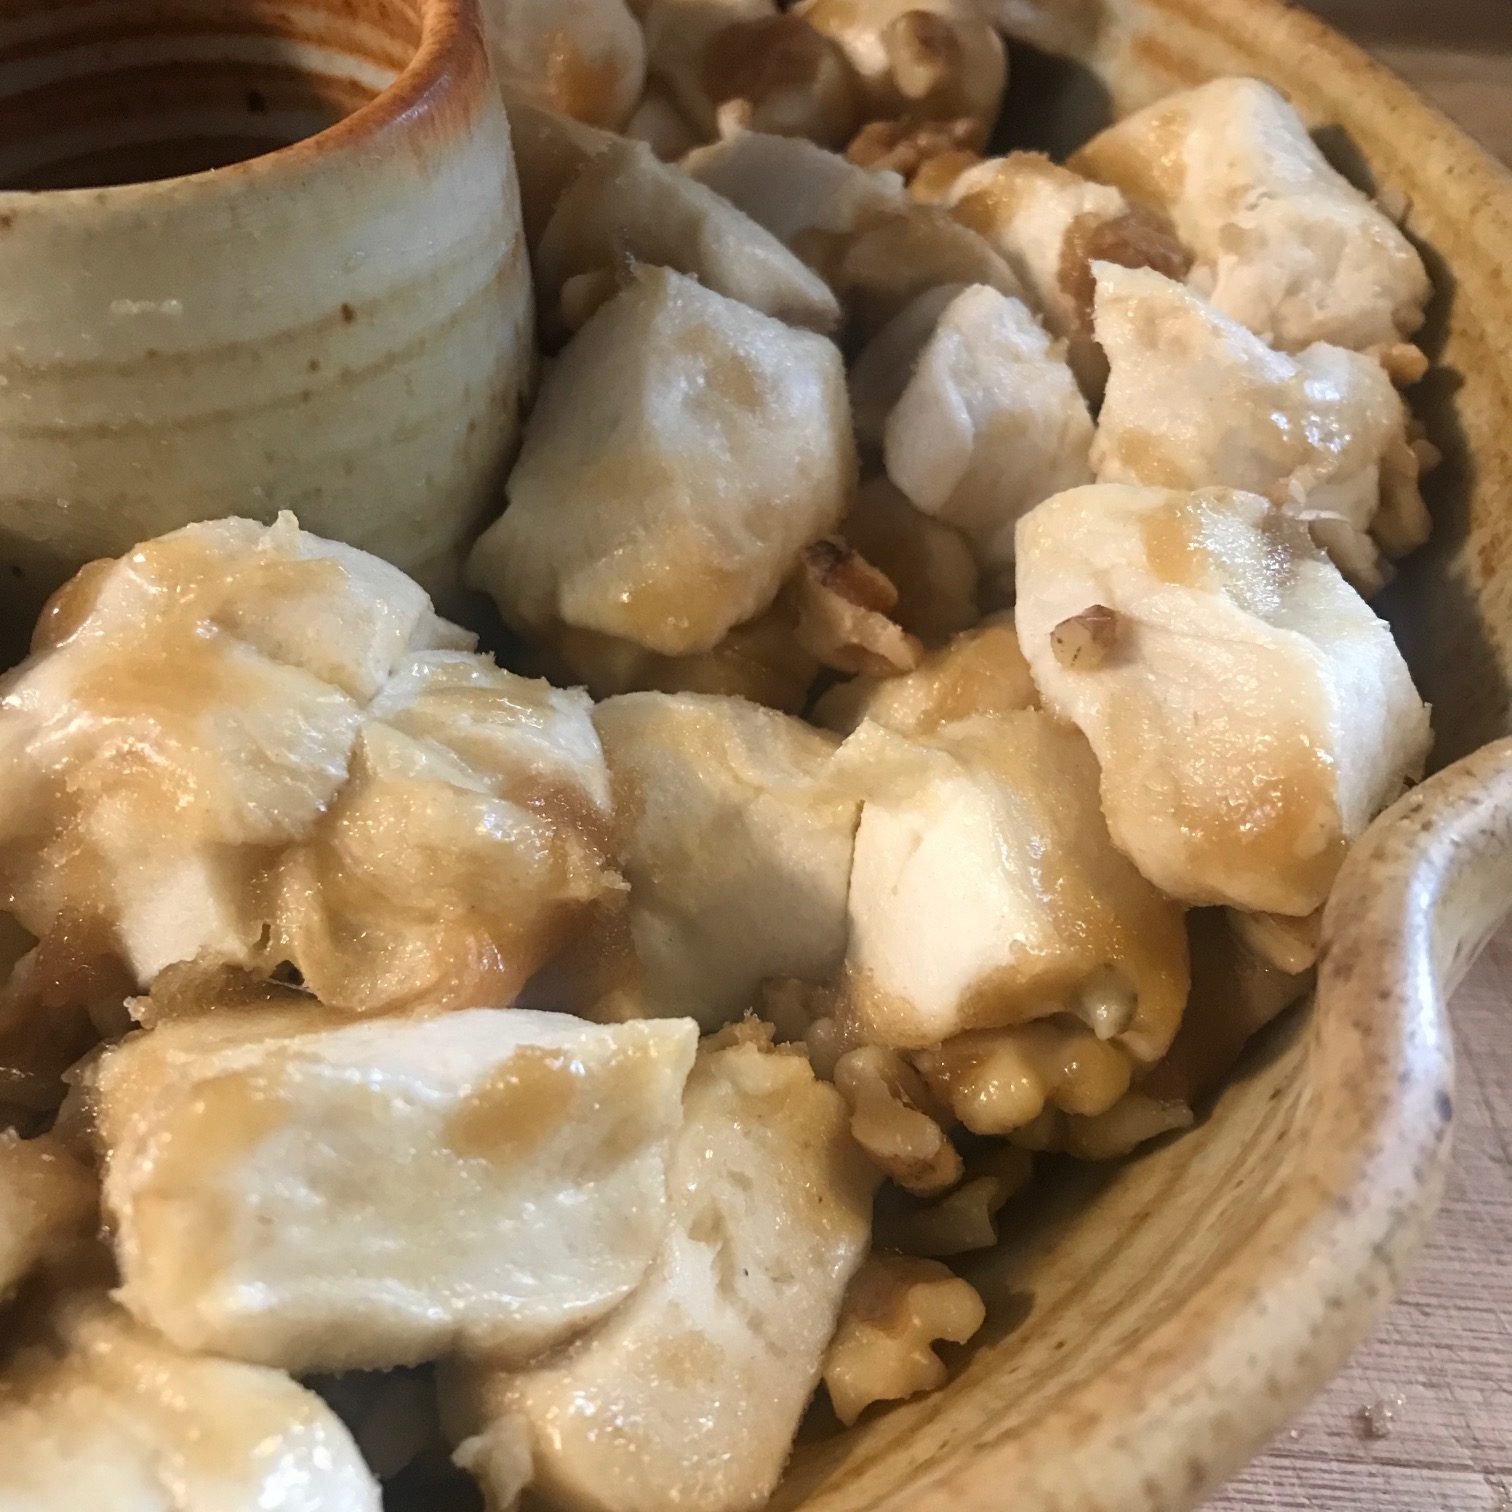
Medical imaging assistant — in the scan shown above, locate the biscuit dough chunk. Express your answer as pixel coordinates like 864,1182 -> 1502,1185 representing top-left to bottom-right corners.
0,1132 -> 94,1298
91,1007 -> 698,1372
481,0 -> 647,129
594,693 -> 859,1030
0,519 -> 619,1018
271,652 -> 618,1014
467,267 -> 855,658
877,283 -> 1093,594
944,151 -> 1191,391
534,138 -> 840,335
0,516 -> 465,991
444,1036 -> 878,1512
1015,484 -> 1431,914
815,613 -> 1035,737
837,712 -> 1189,1061
1090,263 -> 1430,594
0,1292 -> 382,1512
683,132 -> 1022,333
1071,78 -> 1431,352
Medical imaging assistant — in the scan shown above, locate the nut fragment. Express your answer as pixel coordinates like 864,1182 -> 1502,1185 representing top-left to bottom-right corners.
834,1044 -> 961,1195
884,10 -> 962,104
1072,965 -> 1138,1040
823,1254 -> 986,1425
1050,604 -> 1120,669
1010,1091 -> 1195,1160
702,13 -> 864,146
793,539 -> 924,677
1368,341 -> 1430,387
885,1145 -> 1033,1256
915,1018 -> 1135,1135
846,117 -> 980,184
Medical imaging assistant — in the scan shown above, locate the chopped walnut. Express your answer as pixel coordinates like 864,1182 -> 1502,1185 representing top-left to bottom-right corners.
1368,341 -> 1430,387
697,12 -> 863,148
795,0 -> 1005,150
884,1144 -> 1032,1256
915,1018 -> 1135,1135
846,117 -> 981,185
834,1044 -> 961,1195
793,538 -> 924,677
823,1254 -> 986,1425
908,148 -> 985,205
1375,430 -> 1435,558
1050,604 -> 1121,669
1011,1091 -> 1194,1160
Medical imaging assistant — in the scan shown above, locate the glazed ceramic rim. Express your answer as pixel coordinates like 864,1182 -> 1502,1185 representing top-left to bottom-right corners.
861,4 -> 1512,1500
0,0 -> 487,206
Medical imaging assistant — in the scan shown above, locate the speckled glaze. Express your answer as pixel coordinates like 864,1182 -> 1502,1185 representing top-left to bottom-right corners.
771,2 -> 1512,1506
0,0 -> 533,646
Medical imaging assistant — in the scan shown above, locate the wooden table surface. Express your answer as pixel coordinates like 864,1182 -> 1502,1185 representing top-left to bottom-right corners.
1213,5 -> 1512,1508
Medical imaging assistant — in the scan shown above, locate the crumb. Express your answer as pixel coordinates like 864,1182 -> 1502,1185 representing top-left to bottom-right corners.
1354,1393 -> 1405,1440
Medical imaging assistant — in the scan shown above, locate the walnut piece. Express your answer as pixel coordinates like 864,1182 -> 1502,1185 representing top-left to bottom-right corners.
794,538 -> 924,676
834,1044 -> 961,1195
1050,604 -> 1121,669
823,1254 -> 986,1425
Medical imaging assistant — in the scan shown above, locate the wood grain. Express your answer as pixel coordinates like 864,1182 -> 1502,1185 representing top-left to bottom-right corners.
1215,8 -> 1512,1505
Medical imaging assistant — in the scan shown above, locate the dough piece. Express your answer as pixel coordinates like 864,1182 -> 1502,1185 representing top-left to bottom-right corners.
1015,484 -> 1432,913
467,267 -> 854,658
444,1036 -> 878,1512
594,693 -> 859,1030
683,132 -> 1022,333
1091,262 -> 1430,594
837,712 -> 1189,1060
795,0 -> 1007,149
0,515 -> 467,993
814,613 -> 1034,737
944,151 -> 1190,391
270,652 -> 618,1014
481,0 -> 647,129
535,137 -> 840,334
503,99 -> 617,247
877,283 -> 1093,595
91,1006 -> 698,1372
0,1292 -> 382,1512
1070,77 -> 1431,352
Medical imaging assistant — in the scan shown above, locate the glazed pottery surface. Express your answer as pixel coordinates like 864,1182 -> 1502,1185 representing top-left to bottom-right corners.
769,1 -> 1512,1507
0,0 -> 533,644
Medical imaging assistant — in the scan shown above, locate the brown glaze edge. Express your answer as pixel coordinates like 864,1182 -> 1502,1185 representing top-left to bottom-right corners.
0,0 -> 493,209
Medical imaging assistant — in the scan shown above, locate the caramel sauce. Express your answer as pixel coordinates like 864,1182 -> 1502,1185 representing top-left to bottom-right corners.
677,321 -> 765,413
701,15 -> 833,106
1072,104 -> 1191,208
1103,427 -> 1192,489
31,560 -> 112,653
446,1047 -> 581,1162
541,29 -> 625,129
1059,205 -> 1193,334
128,1070 -> 289,1303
